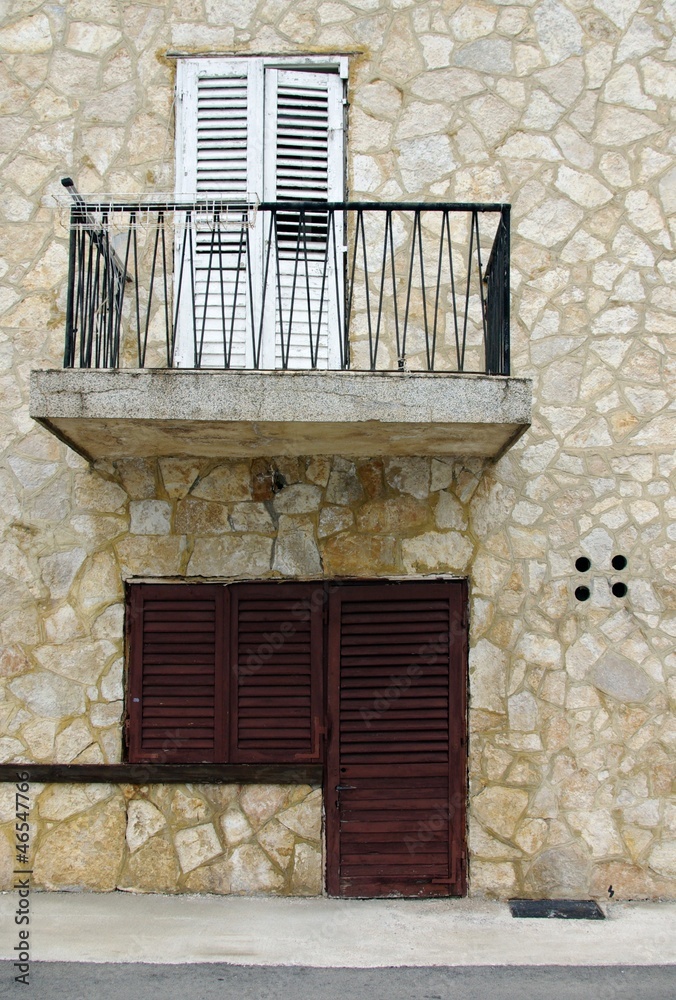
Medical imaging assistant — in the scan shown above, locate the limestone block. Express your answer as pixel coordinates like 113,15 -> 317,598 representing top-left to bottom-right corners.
171,790 -> 209,825
318,505 -> 354,538
119,835 -> 179,893
473,787 -> 529,840
38,783 -> 114,821
589,652 -> 653,703
257,818 -> 296,870
273,516 -> 322,576
33,795 -> 126,891
508,691 -> 539,732
114,458 -> 156,499
0,13 -> 52,53
116,536 -> 186,577
228,502 -> 275,534
278,789 -> 322,842
10,672 -> 86,719
126,798 -> 166,851
470,822 -> 522,859
175,498 -> 231,535
402,531 -> 473,573
240,785 -> 297,830
322,533 -> 396,576
34,638 -> 116,686
225,843 -> 285,893
273,484 -> 322,514
533,0 -> 582,65
291,842 -> 322,895
90,701 -> 123,727
158,459 -> 203,499
357,496 -> 429,534
187,536 -> 272,577
0,738 -> 26,762
54,719 -> 95,761
39,548 -> 87,599
325,458 -> 363,506
129,500 -> 172,535
471,861 -> 518,896
0,645 -> 31,679
525,844 -> 591,897
21,718 -> 57,759
648,841 -> 676,879
469,640 -> 507,714
76,552 -> 124,612
174,823 -> 222,874
183,856 -> 232,893
220,806 -> 253,848
514,818 -> 548,855
191,463 -> 251,502
454,39 -> 513,74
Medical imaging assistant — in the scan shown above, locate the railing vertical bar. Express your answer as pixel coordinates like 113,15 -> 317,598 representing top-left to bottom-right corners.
256,209 -> 275,370
417,211 -> 430,370
461,211 -> 475,373
374,211 -> 389,372
187,215 -> 198,368
358,210 -> 374,369
131,213 -> 142,367
64,208 -> 77,366
197,216 -> 219,368
401,210 -> 419,368
388,211 -> 401,369
474,210 -> 488,374
445,212 -> 461,372
315,211 -> 331,370
141,221 -> 161,369
172,212 -> 189,364
160,214 -> 171,367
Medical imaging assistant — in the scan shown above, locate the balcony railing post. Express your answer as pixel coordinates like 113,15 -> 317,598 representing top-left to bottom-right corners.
502,204 -> 511,377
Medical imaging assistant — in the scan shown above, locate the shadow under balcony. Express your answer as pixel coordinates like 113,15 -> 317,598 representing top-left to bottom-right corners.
31,191 -> 531,461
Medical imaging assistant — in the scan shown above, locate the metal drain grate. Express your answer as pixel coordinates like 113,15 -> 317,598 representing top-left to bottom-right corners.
509,899 -> 605,919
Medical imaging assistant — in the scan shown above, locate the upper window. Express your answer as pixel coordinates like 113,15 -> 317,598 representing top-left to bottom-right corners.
174,56 -> 346,370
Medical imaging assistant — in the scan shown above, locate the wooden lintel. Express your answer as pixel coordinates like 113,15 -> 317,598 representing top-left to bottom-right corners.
0,763 -> 323,785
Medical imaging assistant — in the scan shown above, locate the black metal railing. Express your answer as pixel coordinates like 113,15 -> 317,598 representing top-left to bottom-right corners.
61,178 -> 510,375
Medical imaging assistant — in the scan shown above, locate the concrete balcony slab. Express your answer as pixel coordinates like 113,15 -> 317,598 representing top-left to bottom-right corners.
30,369 -> 532,461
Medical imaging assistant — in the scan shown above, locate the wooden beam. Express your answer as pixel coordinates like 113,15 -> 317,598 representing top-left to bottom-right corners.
0,763 -> 323,784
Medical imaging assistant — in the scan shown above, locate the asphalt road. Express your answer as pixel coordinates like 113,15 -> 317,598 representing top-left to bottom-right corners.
0,964 -> 674,999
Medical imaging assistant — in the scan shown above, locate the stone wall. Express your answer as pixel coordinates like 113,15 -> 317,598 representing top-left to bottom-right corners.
0,0 -> 675,899
1,779 -> 322,894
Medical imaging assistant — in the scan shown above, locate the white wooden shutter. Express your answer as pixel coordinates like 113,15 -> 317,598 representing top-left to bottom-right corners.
261,69 -> 344,369
175,60 -> 263,368
175,59 -> 344,370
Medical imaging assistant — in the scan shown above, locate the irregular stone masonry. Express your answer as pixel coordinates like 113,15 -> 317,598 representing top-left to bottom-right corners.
0,2 -> 675,898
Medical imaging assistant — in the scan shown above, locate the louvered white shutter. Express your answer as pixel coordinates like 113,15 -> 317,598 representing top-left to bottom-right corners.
175,60 -> 263,368
175,58 -> 344,370
261,69 -> 344,369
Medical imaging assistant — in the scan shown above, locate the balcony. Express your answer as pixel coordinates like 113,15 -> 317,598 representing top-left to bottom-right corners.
30,185 -> 531,460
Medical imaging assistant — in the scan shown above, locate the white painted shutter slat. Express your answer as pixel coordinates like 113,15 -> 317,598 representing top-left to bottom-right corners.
262,68 -> 343,370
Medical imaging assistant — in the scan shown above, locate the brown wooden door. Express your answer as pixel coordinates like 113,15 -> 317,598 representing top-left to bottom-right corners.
326,581 -> 467,898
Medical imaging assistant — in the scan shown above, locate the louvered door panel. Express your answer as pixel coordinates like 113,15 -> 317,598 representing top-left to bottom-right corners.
127,584 -> 227,763
175,64 -> 255,369
327,582 -> 467,898
230,583 -> 324,763
263,69 -> 343,370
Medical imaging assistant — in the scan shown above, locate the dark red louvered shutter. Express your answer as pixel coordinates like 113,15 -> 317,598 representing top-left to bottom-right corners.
229,582 -> 324,763
326,581 -> 467,898
127,584 -> 227,763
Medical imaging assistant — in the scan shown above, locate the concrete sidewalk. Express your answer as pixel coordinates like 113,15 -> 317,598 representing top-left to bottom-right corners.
1,893 -> 675,966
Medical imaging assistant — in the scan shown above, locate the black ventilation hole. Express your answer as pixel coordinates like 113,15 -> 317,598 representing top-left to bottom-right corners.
575,557 -> 591,572
575,586 -> 591,602
611,554 -> 627,571
612,582 -> 628,598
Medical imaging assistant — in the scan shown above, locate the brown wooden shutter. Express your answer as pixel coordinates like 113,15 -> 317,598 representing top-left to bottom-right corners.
127,584 -> 227,763
326,581 -> 467,897
229,582 -> 324,763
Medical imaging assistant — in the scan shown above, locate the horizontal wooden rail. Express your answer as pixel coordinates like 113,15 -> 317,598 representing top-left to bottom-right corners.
0,763 -> 323,784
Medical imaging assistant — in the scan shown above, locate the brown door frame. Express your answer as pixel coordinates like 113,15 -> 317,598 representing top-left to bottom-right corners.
324,578 -> 468,898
